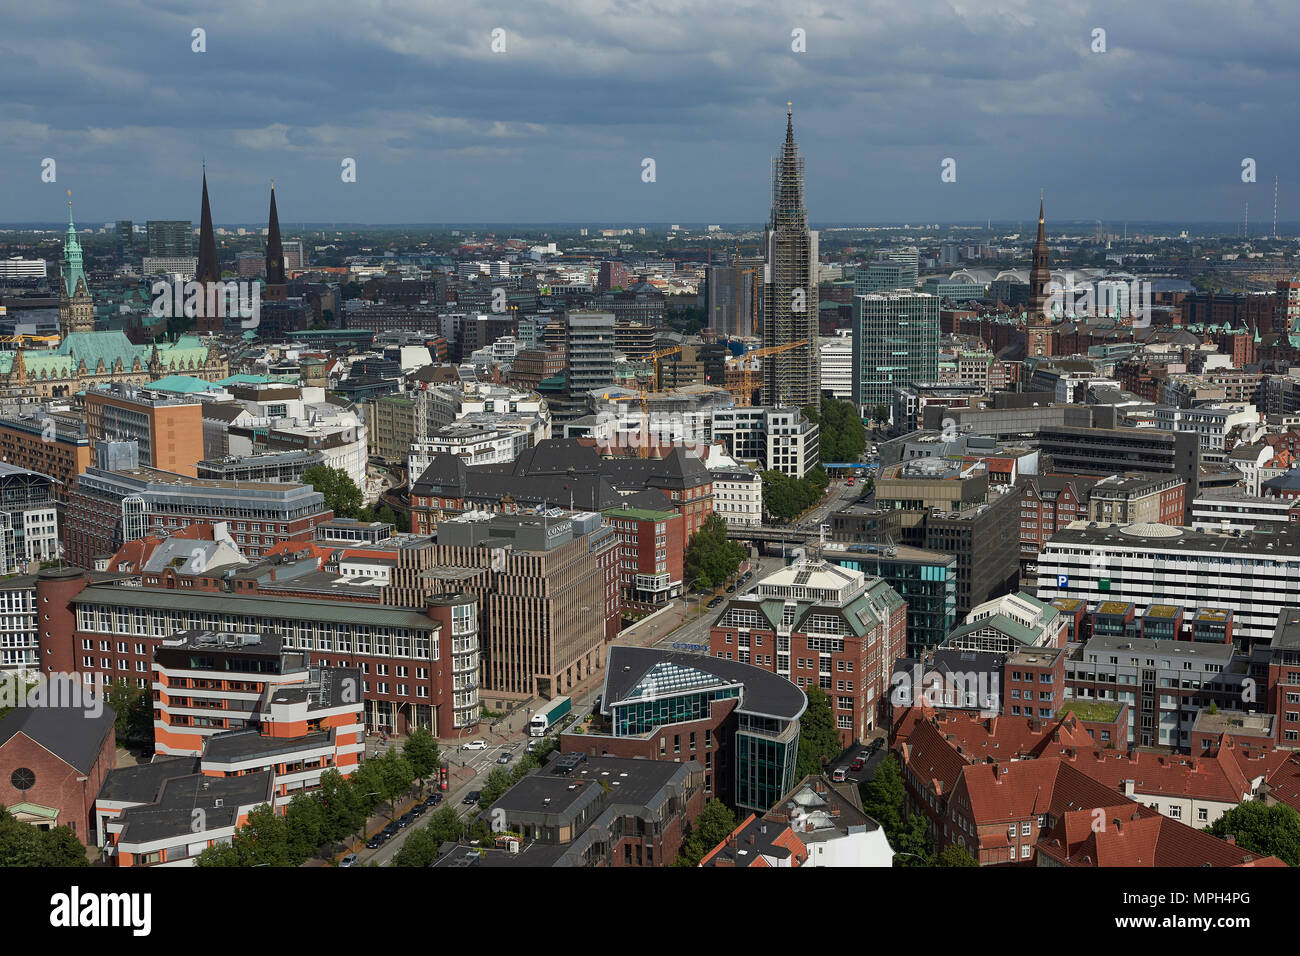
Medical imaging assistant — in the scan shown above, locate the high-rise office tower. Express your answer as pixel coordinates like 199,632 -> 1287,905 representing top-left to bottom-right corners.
761,106 -> 819,409
115,220 -> 133,254
706,253 -> 762,338
565,310 -> 616,401
146,220 -> 193,258
850,291 -> 940,411
59,198 -> 94,337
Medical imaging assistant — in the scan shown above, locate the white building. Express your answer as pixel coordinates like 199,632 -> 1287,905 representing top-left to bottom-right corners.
710,406 -> 820,478
1191,488 -> 1298,532
0,464 -> 60,577
819,331 -> 853,401
408,422 -> 530,476
1036,521 -> 1300,647
0,258 -> 47,279
1154,404 -> 1258,461
705,451 -> 763,527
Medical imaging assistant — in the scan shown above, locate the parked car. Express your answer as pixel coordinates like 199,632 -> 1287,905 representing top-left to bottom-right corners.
409,802 -> 426,816
339,853 -> 358,867
397,813 -> 414,828
707,597 -> 723,608
464,739 -> 487,750
382,822 -> 399,838
849,758 -> 865,772
725,584 -> 736,593
365,834 -> 383,849
423,794 -> 442,808
463,790 -> 482,806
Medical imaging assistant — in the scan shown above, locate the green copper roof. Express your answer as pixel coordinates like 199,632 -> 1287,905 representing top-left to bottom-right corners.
0,330 -> 217,380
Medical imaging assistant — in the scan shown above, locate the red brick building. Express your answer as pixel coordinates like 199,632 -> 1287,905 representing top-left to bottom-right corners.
709,561 -> 906,746
1019,475 -> 1095,565
0,699 -> 117,844
603,504 -> 684,611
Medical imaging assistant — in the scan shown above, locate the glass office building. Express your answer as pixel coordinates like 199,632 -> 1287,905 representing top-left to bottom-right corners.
593,648 -> 806,814
851,291 -> 940,411
734,712 -> 801,813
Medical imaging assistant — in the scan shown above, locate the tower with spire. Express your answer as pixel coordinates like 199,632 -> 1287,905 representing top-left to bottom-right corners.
59,193 -> 94,338
761,103 -> 820,408
264,181 -> 286,303
194,167 -> 222,334
1025,193 -> 1054,358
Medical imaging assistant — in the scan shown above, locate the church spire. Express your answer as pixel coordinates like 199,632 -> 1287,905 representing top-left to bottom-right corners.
266,181 -> 285,286
264,181 -> 286,303
1029,191 -> 1051,316
196,170 -> 219,285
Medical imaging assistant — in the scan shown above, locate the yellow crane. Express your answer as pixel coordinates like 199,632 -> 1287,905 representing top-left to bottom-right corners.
722,340 -> 809,405
647,345 -> 681,390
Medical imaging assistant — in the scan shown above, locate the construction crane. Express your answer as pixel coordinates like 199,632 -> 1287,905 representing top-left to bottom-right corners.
647,345 -> 681,389
722,340 -> 809,406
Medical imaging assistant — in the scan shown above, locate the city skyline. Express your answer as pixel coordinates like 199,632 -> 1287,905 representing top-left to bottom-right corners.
1,0 -> 1296,224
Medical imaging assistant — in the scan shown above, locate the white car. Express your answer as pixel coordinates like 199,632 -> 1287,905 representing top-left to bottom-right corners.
464,739 -> 487,751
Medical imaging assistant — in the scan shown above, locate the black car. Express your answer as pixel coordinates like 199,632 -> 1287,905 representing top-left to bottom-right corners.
382,823 -> 399,838
365,834 -> 384,849
706,597 -> 723,608
397,813 -> 414,828
463,790 -> 481,806
725,584 -> 736,592
410,802 -> 426,816
424,794 -> 443,808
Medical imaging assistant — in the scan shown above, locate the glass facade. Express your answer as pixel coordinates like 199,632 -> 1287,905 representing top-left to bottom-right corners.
851,291 -> 940,409
734,714 -> 799,813
612,686 -> 740,737
825,552 -> 955,655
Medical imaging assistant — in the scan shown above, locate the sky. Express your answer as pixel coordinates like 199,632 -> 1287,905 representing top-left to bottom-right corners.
0,0 -> 1295,227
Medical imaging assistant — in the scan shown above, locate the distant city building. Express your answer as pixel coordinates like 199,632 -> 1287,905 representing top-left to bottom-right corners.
146,220 -> 193,258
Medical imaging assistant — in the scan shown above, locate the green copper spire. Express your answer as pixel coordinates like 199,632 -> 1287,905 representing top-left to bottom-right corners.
62,191 -> 87,300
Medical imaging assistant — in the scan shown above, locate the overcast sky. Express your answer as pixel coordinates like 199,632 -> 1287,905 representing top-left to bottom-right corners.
0,0 -> 1293,227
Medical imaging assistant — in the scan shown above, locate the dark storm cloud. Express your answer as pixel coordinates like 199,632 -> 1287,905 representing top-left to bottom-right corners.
0,0 -> 1294,225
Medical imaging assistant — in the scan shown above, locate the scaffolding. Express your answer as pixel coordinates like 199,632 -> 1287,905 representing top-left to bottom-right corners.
761,108 -> 819,409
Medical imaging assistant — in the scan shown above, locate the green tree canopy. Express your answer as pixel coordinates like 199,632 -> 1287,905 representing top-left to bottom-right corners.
302,465 -> 362,519
934,844 -> 978,866
0,806 -> 88,867
1207,801 -> 1300,866
685,514 -> 746,590
695,799 -> 738,850
805,399 -> 865,464
402,726 -> 441,782
795,686 -> 842,779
